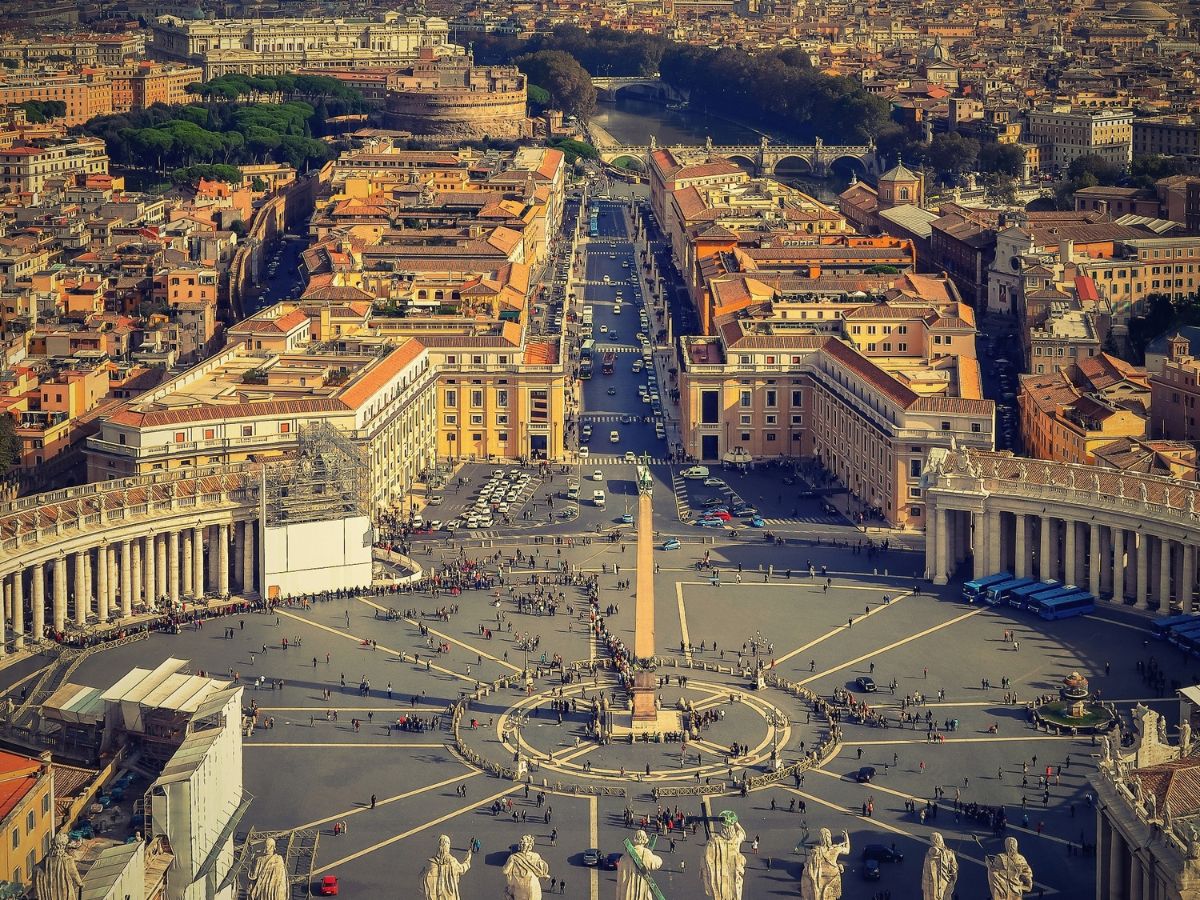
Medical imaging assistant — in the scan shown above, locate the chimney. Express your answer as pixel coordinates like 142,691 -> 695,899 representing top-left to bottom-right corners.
1058,240 -> 1075,264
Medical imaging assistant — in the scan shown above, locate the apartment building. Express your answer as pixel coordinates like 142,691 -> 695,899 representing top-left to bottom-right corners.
1134,116 -> 1200,159
109,61 -> 203,113
1150,334 -> 1200,442
85,308 -> 437,515
678,286 -> 993,529
0,751 -> 54,889
1025,106 -> 1134,172
1027,303 -> 1103,374
0,71 -> 113,126
0,138 -> 109,195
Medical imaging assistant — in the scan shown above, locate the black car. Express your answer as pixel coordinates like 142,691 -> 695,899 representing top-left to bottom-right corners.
862,859 -> 881,881
855,766 -> 877,783
602,853 -> 622,871
862,844 -> 904,863
856,676 -> 877,692
583,848 -> 602,867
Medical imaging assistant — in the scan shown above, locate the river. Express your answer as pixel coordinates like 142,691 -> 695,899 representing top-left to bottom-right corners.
590,95 -> 847,202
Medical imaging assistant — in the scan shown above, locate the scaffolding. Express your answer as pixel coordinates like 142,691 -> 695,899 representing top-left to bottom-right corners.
262,424 -> 369,528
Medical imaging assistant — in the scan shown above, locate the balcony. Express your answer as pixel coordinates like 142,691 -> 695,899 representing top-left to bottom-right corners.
86,429 -> 299,460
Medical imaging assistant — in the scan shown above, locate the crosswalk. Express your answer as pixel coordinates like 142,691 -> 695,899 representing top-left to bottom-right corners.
580,412 -> 660,423
759,515 -> 849,526
670,469 -> 691,521
575,455 -> 670,465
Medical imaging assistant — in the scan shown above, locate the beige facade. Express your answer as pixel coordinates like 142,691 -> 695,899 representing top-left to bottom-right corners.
0,71 -> 112,127
150,13 -> 454,78
1025,106 -> 1133,171
0,138 -> 109,195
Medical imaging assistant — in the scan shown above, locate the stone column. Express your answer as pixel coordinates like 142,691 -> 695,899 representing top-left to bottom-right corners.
0,581 -> 6,656
10,570 -> 23,650
207,525 -> 220,590
242,519 -> 257,594
81,554 -> 91,621
192,525 -> 205,599
168,531 -> 181,607
30,562 -> 44,643
1014,513 -> 1028,579
1183,543 -> 1196,612
131,539 -> 142,613
1112,527 -> 1125,604
1039,515 -> 1052,581
1089,523 -> 1101,600
232,523 -> 244,592
972,511 -> 986,580
1136,532 -> 1150,609
155,534 -> 167,602
52,555 -> 66,635
181,529 -> 193,598
73,552 -> 87,627
119,539 -> 133,619
987,509 -> 1002,575
1160,538 -> 1173,612
107,545 -> 118,619
218,523 -> 230,597
1064,518 -> 1078,587
934,507 -> 949,585
1106,822 -> 1123,900
96,545 -> 109,623
144,535 -> 156,608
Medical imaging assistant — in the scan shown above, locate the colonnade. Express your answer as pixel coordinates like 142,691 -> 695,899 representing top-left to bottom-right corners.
924,447 -> 1200,614
0,519 -> 258,653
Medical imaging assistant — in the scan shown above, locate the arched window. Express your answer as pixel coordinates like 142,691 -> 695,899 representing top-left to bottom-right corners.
899,187 -> 910,200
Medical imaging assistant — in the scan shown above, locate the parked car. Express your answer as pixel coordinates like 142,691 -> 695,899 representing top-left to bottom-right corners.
681,466 -> 710,479
862,844 -> 904,863
602,852 -> 622,871
662,538 -> 681,550
862,859 -> 881,881
855,766 -> 877,783
583,848 -> 602,867
317,875 -> 340,895
856,676 -> 877,692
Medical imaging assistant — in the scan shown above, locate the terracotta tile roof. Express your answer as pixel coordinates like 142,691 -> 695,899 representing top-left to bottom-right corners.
819,338 -> 919,407
339,338 -> 425,409
523,340 -> 559,365
1134,758 -> 1200,817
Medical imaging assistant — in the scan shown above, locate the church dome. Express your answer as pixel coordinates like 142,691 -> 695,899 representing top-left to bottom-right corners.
1111,1 -> 1175,21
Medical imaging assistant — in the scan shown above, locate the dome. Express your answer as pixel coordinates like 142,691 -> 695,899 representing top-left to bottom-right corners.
1112,0 -> 1176,21
878,159 -> 920,183
925,35 -> 948,61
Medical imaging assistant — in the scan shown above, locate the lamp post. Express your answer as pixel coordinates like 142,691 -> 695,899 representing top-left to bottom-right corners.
767,709 -> 788,772
507,712 -> 530,780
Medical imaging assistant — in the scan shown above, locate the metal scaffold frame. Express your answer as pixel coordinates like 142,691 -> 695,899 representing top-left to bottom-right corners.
262,424 -> 369,528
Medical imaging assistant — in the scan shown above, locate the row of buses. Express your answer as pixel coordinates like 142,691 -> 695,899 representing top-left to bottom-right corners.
1152,614 -> 1200,652
961,572 -> 1096,620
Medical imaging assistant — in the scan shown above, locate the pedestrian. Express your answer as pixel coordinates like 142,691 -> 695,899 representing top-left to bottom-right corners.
370,794 -> 376,809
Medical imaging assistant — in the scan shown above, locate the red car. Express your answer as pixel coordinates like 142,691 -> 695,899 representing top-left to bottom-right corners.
699,509 -> 731,521
318,875 -> 339,895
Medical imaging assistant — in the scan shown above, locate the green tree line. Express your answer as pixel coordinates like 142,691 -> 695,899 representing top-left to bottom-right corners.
187,73 -> 368,117
76,100 -> 335,175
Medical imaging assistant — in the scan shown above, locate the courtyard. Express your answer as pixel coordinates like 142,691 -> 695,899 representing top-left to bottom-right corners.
6,517 -> 1179,900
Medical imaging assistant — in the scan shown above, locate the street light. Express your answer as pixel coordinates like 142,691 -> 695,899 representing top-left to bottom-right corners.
767,709 -> 788,772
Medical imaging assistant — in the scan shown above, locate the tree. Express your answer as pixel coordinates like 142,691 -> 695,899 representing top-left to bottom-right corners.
527,84 -> 552,110
1067,154 -> 1122,185
0,415 -> 17,476
926,132 -> 979,177
977,143 -> 1025,178
515,51 -> 596,119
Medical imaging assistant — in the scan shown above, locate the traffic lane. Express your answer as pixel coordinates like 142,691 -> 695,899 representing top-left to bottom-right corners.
249,235 -> 308,313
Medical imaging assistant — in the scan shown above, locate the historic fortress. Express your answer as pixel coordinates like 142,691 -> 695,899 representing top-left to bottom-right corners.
384,50 -> 528,143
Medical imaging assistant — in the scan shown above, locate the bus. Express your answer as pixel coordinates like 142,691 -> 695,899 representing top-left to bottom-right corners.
1167,620 -> 1200,650
1034,591 -> 1096,621
1007,579 -> 1060,610
580,339 -> 595,362
1173,626 -> 1200,657
961,572 -> 1012,604
579,359 -> 593,380
1152,613 -> 1197,638
984,576 -> 1038,606
602,352 -> 616,375
1026,584 -> 1084,607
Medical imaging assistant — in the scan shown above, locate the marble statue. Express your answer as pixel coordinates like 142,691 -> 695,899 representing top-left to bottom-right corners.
616,829 -> 662,900
246,836 -> 288,900
799,828 -> 850,900
1140,482 -> 1149,503
986,837 -> 1034,900
503,834 -> 550,900
921,833 -> 958,900
701,812 -> 746,900
1147,792 -> 1158,820
33,833 -> 83,900
1164,801 -> 1176,829
1103,734 -> 1117,763
1182,720 -> 1192,755
1189,824 -> 1200,860
420,835 -> 472,900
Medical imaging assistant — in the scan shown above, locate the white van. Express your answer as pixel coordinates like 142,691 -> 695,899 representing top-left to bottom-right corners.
609,430 -> 620,443
593,490 -> 607,508
681,466 -> 710,479
567,480 -> 580,500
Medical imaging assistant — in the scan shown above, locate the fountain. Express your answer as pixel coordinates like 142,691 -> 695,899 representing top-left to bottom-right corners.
1033,671 -> 1117,733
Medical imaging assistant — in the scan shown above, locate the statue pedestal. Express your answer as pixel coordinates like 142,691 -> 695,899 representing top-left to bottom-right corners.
631,671 -> 657,723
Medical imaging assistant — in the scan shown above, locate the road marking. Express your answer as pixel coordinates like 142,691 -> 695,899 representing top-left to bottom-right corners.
676,582 -> 692,663
798,607 -> 986,686
1083,614 -> 1151,634
313,783 -> 517,875
247,741 -> 446,748
256,707 -> 443,713
289,771 -> 480,833
589,796 -> 600,900
355,595 -> 522,673
844,735 -> 1079,746
809,767 -> 1079,849
275,609 -> 474,684
772,593 -> 911,668
902,697 -> 1172,710
780,787 -> 1060,895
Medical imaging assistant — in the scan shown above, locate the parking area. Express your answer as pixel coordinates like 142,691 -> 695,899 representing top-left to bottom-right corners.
419,466 -> 546,532
672,463 -> 856,532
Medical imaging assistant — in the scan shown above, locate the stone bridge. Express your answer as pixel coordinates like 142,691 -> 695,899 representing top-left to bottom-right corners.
591,76 -> 686,104
598,136 -> 877,178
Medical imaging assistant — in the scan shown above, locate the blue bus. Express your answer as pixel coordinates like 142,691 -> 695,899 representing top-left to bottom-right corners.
1153,613 -> 1198,638
1035,591 -> 1096,620
984,577 -> 1038,606
1029,584 -> 1083,605
1166,620 -> 1200,650
1174,627 -> 1200,657
1008,580 -> 1061,610
962,572 -> 1012,604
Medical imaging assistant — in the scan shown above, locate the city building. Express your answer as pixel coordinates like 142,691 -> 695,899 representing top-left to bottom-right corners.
108,60 -> 204,113
149,13 -> 455,78
1150,334 -> 1200,442
383,49 -> 528,143
0,750 -> 55,889
0,138 -> 110,195
678,280 -> 993,529
1025,106 -> 1134,172
837,159 -> 926,235
0,70 -> 113,126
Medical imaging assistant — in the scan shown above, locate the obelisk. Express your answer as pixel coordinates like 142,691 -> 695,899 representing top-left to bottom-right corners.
630,462 -> 658,725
